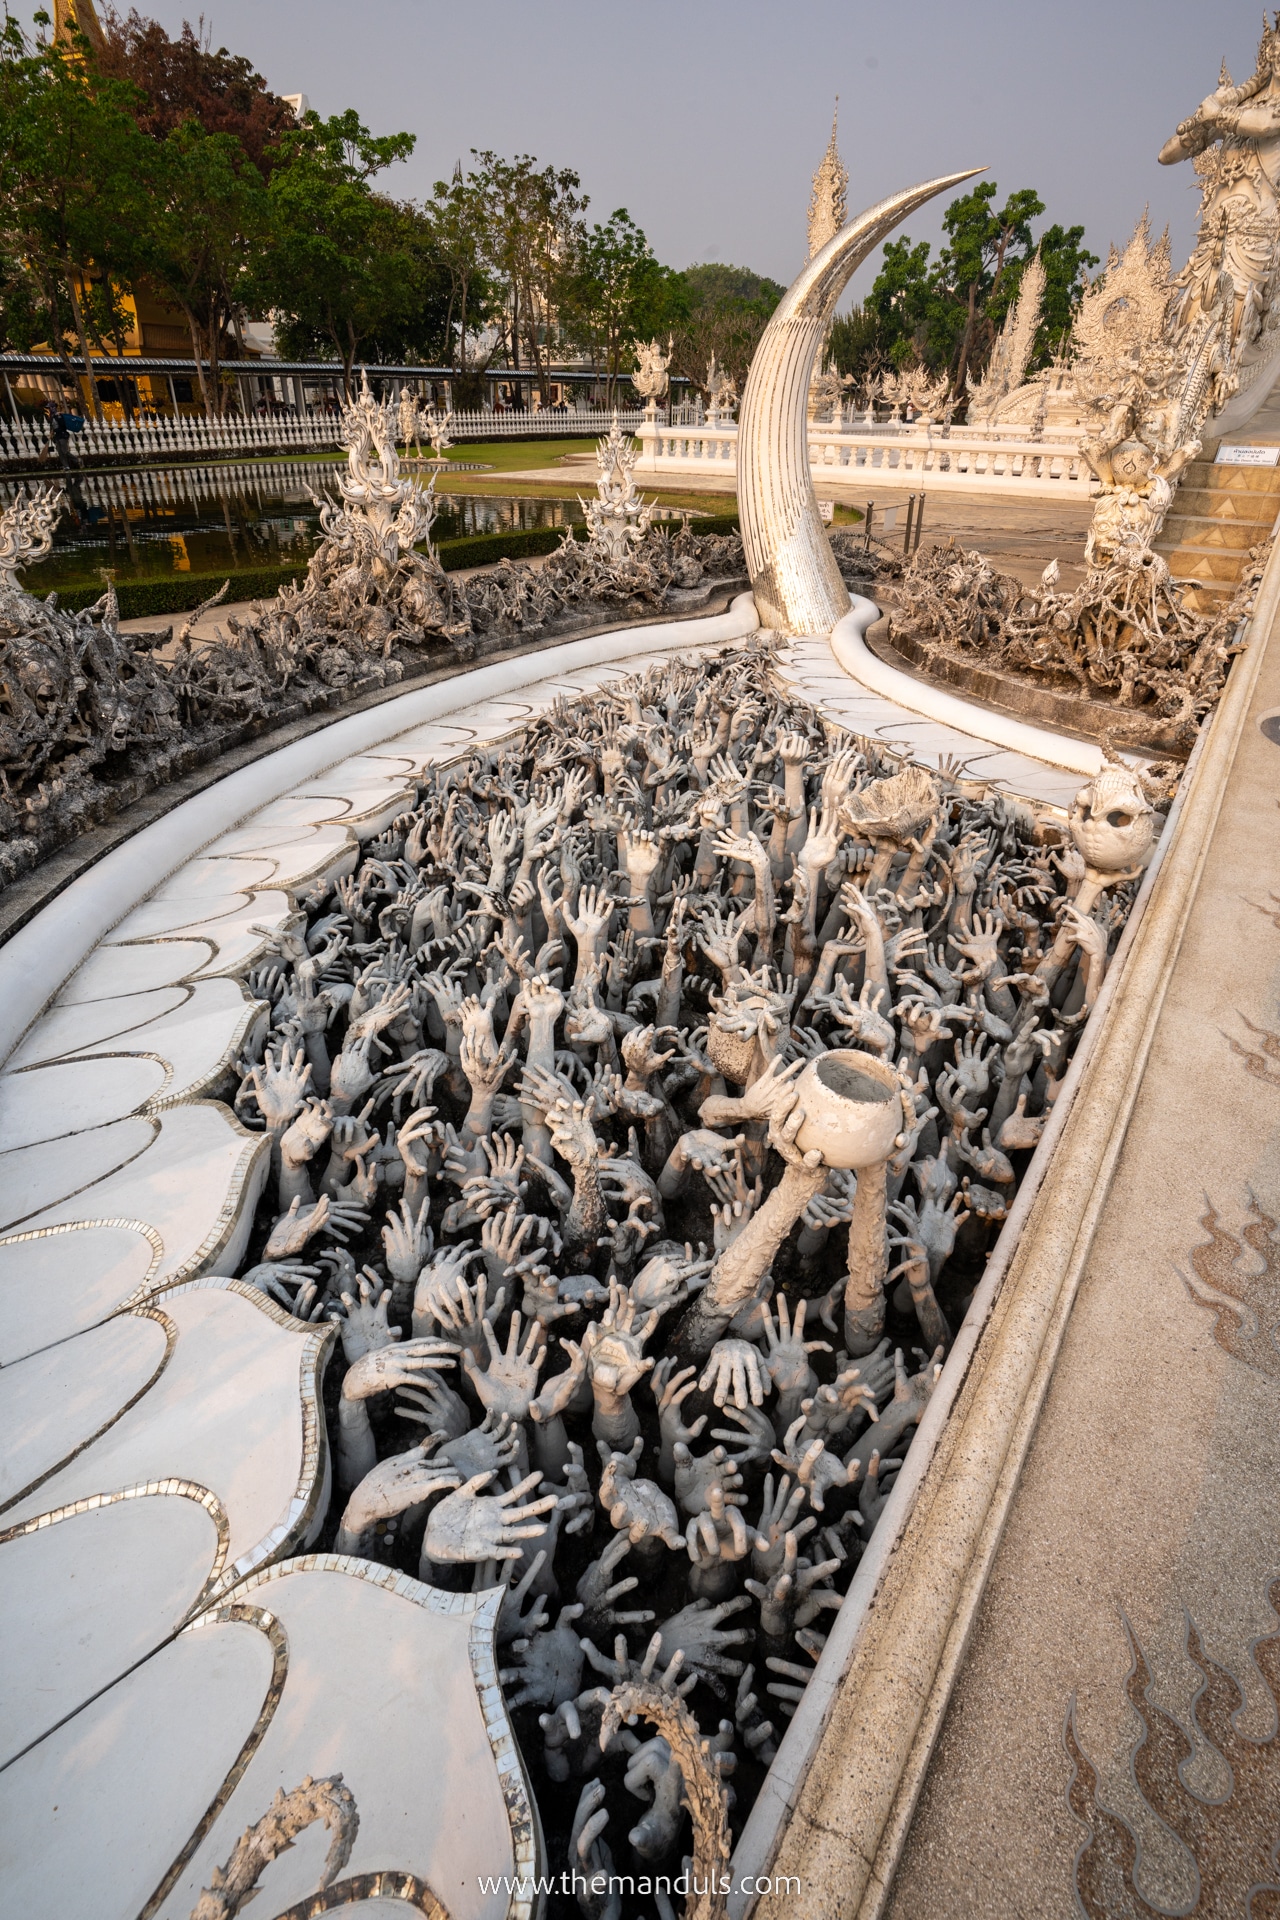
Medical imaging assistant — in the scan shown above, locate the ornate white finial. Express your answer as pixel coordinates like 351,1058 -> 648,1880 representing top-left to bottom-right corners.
305,369 -> 441,585
807,102 -> 848,260
0,484 -> 65,589
579,412 -> 656,561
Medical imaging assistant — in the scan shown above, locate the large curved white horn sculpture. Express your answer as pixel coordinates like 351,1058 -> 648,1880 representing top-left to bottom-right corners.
738,168 -> 985,636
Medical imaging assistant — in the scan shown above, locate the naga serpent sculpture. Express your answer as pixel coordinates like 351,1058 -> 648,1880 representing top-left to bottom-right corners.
737,169 -> 984,636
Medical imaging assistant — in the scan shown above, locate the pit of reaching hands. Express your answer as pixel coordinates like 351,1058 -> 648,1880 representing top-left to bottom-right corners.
228,642 -> 1154,1899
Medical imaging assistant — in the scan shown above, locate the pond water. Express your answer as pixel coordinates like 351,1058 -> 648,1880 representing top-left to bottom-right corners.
3,459 -> 582,592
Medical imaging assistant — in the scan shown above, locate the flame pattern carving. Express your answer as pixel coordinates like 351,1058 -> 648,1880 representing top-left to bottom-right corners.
1066,1592 -> 1280,1918
1183,1201 -> 1280,1380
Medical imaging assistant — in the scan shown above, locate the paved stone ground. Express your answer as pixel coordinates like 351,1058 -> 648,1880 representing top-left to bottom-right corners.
881,577 -> 1280,1919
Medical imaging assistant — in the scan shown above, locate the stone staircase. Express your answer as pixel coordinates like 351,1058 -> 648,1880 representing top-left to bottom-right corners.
1154,454 -> 1280,614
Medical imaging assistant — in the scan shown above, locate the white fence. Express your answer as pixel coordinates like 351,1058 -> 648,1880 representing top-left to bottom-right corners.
0,402 -> 649,470
0,411 -> 341,467
636,417 -> 1092,498
0,397 -> 1087,496
444,407 -> 647,440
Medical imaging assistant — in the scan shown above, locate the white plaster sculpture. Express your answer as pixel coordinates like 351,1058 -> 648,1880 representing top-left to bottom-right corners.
806,366 -> 851,425
425,408 -> 454,462
188,1775 -> 358,1919
1068,216 -> 1230,566
0,482 -> 64,588
705,356 -> 739,423
397,389 -> 423,459
966,248 -> 1046,426
579,412 -> 657,563
972,22 -> 1280,487
600,1638 -> 734,1919
807,106 -> 849,263
878,365 -> 953,425
1066,763 -> 1156,879
0,474 -> 747,888
633,337 -> 673,416
737,166 -> 983,636
892,528 -> 1266,751
1159,13 -> 1280,422
222,641 -> 1140,1903
303,370 -> 466,637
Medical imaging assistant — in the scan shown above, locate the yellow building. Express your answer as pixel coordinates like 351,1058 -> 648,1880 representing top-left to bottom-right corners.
31,0 -> 252,419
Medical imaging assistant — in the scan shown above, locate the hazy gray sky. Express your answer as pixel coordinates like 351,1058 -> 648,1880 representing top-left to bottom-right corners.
83,0 -> 1254,297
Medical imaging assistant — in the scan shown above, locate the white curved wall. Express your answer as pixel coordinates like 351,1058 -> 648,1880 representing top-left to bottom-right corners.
831,596 -> 1105,777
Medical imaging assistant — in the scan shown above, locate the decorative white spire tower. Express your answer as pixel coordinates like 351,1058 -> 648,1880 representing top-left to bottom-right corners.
807,104 -> 849,260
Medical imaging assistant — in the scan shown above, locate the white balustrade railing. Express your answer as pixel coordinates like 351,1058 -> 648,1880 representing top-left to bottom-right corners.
635,418 -> 1090,496
442,407 -> 647,440
0,402 -> 648,469
0,394 -> 1080,493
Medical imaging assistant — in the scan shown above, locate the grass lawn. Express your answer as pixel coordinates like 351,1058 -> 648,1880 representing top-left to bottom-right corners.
272,437 -> 860,523
434,475 -> 743,519
438,436 -> 612,472
428,446 -> 863,524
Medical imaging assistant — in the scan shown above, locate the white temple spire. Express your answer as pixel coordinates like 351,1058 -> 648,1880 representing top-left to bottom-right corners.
807,103 -> 849,260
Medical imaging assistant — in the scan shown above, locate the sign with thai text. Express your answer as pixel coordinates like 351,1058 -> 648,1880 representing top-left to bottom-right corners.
1216,444 -> 1280,466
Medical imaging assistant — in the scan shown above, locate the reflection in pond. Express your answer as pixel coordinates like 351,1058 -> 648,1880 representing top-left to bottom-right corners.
2,460 -> 581,592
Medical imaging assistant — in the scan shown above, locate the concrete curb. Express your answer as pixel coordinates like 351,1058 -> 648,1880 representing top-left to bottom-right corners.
830,596 -> 1107,777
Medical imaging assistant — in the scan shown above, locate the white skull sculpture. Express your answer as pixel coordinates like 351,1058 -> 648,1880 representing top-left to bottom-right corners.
1068,764 -> 1155,873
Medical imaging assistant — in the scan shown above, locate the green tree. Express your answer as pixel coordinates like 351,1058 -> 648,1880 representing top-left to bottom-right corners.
251,107 -> 416,396
863,237 -> 937,369
140,119 -> 265,414
939,182 -> 1043,390
667,262 -> 784,397
0,240 -> 68,359
824,303 -> 882,388
860,181 -> 1097,399
1034,220 -> 1098,359
470,150 -> 588,401
359,197 -> 454,368
566,208 -> 683,405
98,7 -> 294,170
426,162 -> 500,402
0,11 -> 151,418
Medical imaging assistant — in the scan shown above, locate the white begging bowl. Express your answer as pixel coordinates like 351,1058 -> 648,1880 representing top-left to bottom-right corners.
793,1048 -> 901,1170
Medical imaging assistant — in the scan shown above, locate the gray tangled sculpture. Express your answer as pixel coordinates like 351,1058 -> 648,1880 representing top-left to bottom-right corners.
222,644 -> 1148,1905
0,389 -> 745,887
890,535 -> 1268,755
